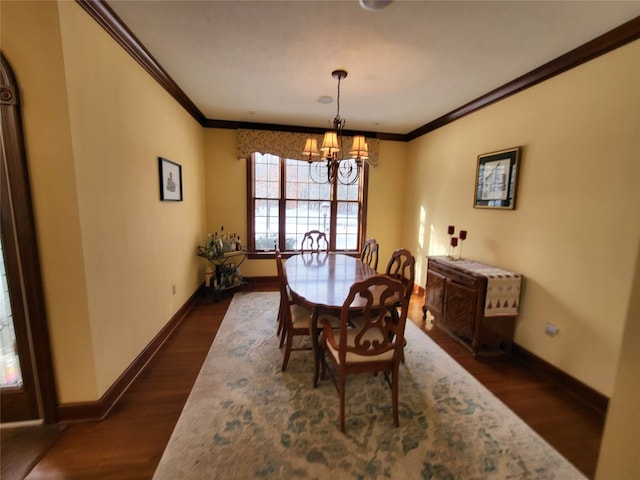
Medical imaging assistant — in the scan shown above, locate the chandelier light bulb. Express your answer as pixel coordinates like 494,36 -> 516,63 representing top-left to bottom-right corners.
302,138 -> 320,163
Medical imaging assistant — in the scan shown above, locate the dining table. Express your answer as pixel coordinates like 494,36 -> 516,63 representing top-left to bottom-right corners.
284,252 -> 378,386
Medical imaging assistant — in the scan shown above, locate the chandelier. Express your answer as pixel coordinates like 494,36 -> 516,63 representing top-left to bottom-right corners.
302,70 -> 369,185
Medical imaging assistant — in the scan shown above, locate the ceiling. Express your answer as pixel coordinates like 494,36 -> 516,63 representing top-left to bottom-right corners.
104,1 -> 640,137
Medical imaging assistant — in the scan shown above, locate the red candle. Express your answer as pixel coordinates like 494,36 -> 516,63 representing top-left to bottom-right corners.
447,225 -> 455,235
459,230 -> 467,240
450,237 -> 458,247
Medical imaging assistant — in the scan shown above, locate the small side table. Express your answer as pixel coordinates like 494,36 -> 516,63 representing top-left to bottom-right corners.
197,249 -> 253,300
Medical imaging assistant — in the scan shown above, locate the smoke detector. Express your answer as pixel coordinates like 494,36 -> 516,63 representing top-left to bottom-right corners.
359,0 -> 392,11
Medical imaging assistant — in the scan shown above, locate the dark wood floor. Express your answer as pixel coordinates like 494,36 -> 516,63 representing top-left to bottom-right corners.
2,284 -> 605,479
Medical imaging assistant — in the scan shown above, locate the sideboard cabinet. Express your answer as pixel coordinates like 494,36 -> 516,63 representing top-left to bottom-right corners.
422,256 -> 522,355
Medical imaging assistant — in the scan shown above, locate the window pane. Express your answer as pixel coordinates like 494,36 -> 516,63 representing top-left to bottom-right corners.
250,154 -> 365,252
255,180 -> 268,198
285,199 -> 331,249
268,161 -> 279,182
319,183 -> 331,200
336,201 -> 359,250
254,163 -> 268,179
337,177 -> 359,201
254,153 -> 280,199
1,237 -> 22,387
285,159 -> 298,179
267,181 -> 280,199
253,153 -> 281,251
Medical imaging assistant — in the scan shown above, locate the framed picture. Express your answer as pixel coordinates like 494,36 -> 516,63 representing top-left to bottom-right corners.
158,157 -> 182,201
474,147 -> 521,209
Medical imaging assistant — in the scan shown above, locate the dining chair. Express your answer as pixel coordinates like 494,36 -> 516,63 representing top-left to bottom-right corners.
360,238 -> 379,271
385,248 -> 416,304
275,250 -> 288,346
300,230 -> 329,252
384,248 -> 415,363
275,250 -> 314,370
275,250 -> 340,370
319,274 -> 409,432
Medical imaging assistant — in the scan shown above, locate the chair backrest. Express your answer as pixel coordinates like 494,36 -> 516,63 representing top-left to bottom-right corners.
385,248 -> 416,303
338,275 -> 409,362
275,250 -> 291,312
275,249 -> 284,284
360,238 -> 379,271
300,230 -> 329,252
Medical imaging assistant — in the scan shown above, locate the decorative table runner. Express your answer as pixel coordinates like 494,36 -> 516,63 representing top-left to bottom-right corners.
437,257 -> 522,316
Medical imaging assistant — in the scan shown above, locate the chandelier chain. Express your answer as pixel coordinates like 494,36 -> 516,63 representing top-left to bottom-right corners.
332,72 -> 344,131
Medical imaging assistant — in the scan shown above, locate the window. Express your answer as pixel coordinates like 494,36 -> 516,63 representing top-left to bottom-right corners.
248,153 -> 368,252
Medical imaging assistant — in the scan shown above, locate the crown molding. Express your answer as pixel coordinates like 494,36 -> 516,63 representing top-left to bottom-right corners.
77,0 -> 207,126
407,15 -> 640,140
77,1 -> 639,141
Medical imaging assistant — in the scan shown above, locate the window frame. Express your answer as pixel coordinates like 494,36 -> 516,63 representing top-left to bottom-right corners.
246,154 -> 369,255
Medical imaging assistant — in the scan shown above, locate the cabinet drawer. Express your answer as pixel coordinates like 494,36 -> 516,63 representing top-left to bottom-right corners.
429,261 -> 479,288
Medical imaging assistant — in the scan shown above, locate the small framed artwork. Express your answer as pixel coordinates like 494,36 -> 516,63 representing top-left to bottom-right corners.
474,147 -> 521,209
158,157 -> 183,201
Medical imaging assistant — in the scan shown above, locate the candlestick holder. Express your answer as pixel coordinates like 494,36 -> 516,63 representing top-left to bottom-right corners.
447,225 -> 455,259
449,236 -> 458,260
458,230 -> 467,260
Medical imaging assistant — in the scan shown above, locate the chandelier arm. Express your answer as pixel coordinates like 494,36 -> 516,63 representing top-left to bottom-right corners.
309,160 -> 329,184
337,160 -> 361,185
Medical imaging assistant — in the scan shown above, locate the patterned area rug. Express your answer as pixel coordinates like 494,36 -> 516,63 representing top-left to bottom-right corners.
154,292 -> 585,479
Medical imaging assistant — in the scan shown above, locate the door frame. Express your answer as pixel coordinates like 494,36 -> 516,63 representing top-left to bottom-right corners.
1,53 -> 58,423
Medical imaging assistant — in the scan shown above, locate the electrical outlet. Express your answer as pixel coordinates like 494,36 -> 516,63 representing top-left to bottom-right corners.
545,322 -> 559,337
172,285 -> 176,295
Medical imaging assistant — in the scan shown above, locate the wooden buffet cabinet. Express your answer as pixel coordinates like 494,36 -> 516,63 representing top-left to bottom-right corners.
422,256 -> 522,355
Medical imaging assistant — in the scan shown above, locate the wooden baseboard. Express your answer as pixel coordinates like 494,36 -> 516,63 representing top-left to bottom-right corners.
56,287 -> 202,423
512,343 -> 609,415
57,279 -> 607,422
252,275 -> 277,284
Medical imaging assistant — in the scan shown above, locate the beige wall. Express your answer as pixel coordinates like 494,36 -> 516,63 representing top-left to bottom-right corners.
201,129 -> 408,278
2,1 -> 206,402
596,242 -> 640,478
2,0 -> 96,401
404,40 -> 640,396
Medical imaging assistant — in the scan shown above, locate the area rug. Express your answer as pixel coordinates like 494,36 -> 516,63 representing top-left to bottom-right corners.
153,292 -> 585,479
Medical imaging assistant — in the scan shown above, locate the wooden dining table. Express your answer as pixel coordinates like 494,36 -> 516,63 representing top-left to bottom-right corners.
284,252 -> 378,386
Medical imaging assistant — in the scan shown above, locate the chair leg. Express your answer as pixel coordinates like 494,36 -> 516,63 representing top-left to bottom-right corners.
277,303 -> 286,347
277,308 -> 283,336
339,373 -> 346,433
279,323 -> 286,348
282,330 -> 293,371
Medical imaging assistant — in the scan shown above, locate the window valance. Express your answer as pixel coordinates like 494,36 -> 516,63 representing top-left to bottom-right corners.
237,129 -> 379,166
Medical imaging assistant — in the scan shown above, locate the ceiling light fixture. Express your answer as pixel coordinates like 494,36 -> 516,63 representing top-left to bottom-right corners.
302,69 -> 368,186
